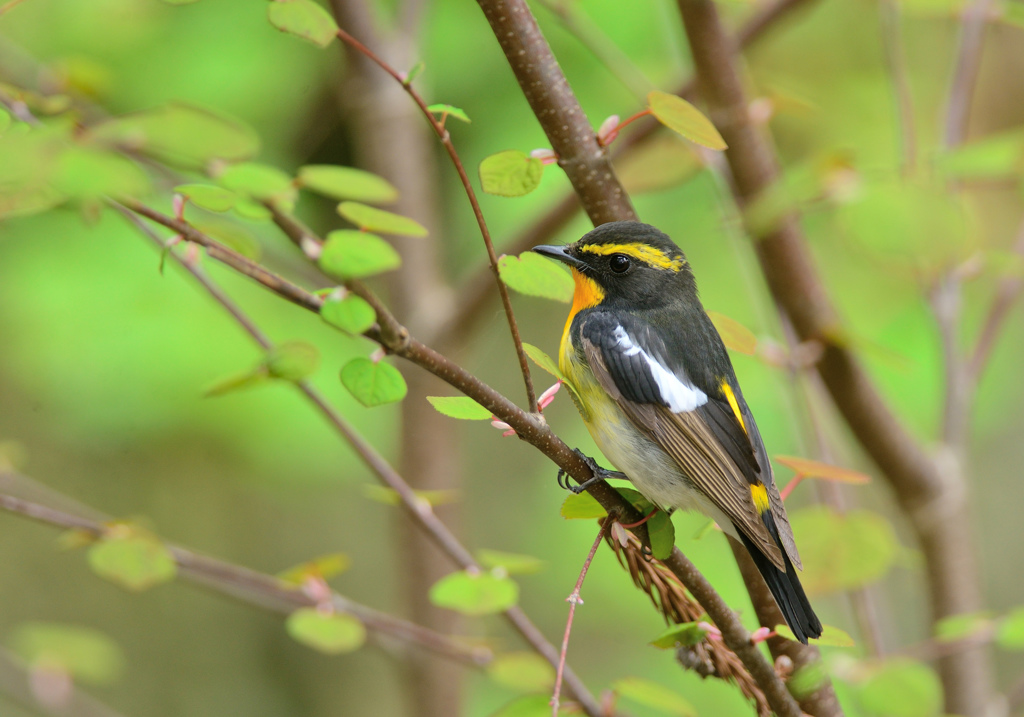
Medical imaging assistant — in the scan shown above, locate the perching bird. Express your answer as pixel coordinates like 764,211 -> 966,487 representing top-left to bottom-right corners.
534,221 -> 822,643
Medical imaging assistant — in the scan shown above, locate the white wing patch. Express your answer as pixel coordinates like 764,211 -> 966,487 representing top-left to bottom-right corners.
612,326 -> 708,413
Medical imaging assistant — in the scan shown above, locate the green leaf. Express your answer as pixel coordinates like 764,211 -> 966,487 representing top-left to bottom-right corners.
476,549 -> 545,575
429,570 -> 519,615
426,396 -> 492,420
936,128 -> 1024,179
479,149 -> 543,197
232,197 -> 273,221
89,102 -> 259,170
404,61 -> 426,85
278,553 -> 351,585
650,622 -> 710,649
87,527 -> 177,592
319,230 -> 402,280
174,183 -> 237,212
498,252 -> 574,302
859,658 -> 942,717
427,103 -> 471,123
193,221 -> 262,260
934,611 -> 994,643
776,623 -> 855,647
265,341 -> 320,381
286,609 -> 366,654
8,623 -> 125,685
522,343 -> 565,381
648,90 -> 727,151
997,607 -> 1024,650
51,146 -> 150,202
790,506 -> 898,595
298,165 -> 398,204
340,358 -> 407,407
321,294 -> 376,335
707,311 -> 757,355
613,676 -> 697,717
337,201 -> 427,237
560,492 -> 607,519
647,509 -> 676,560
267,0 -> 339,48
219,161 -> 296,203
490,694 -> 573,717
486,652 -> 554,691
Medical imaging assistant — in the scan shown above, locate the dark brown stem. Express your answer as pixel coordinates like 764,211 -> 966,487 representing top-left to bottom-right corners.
474,0 -> 637,226
334,25 -> 537,412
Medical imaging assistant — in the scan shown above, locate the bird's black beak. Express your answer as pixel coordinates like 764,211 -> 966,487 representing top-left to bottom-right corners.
532,244 -> 584,269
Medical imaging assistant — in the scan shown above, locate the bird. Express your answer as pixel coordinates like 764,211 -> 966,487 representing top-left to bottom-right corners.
533,220 -> 822,643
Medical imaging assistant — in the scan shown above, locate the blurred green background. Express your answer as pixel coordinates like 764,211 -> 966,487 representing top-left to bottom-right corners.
1,0 -> 1023,715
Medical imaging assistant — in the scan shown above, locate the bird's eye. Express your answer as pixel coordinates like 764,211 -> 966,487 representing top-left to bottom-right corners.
609,254 -> 631,274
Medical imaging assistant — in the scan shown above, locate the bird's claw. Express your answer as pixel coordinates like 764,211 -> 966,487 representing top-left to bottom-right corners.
557,448 -> 627,494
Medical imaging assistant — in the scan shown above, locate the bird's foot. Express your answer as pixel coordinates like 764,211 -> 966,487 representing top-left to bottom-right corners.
557,448 -> 627,494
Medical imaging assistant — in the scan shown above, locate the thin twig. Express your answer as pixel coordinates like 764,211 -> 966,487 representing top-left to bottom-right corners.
334,26 -> 538,412
879,0 -> 917,176
0,488 -> 487,667
969,217 -> 1024,381
552,518 -> 612,716
944,0 -> 994,148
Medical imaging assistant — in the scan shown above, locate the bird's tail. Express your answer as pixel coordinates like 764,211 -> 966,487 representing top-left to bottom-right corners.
737,529 -> 822,644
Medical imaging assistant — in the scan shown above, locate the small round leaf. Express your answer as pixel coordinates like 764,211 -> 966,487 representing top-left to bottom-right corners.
337,201 -> 427,237
426,396 -> 492,420
267,0 -> 339,49
340,358 -> 407,407
560,492 -> 607,520
319,230 -> 402,280
321,295 -> 376,335
298,165 -> 397,204
479,149 -> 543,197
498,252 -> 573,302
88,531 -> 177,592
429,570 -> 519,616
220,161 -> 296,202
286,609 -> 366,654
174,183 -> 237,212
8,623 -> 125,685
648,90 -> 727,151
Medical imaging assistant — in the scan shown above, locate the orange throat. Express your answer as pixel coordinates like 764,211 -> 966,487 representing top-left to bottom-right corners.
560,269 -> 605,355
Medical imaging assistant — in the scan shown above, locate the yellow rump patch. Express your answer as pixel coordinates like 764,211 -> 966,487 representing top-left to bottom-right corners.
579,242 -> 685,272
720,380 -> 747,435
750,482 -> 770,514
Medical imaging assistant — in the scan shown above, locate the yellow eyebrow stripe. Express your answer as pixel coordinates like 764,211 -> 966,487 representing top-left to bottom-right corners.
579,242 -> 685,272
720,380 -> 747,435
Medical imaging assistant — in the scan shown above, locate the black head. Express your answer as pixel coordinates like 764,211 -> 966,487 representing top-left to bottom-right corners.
533,221 -> 697,310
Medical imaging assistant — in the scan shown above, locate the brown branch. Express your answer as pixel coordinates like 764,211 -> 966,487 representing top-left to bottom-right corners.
674,0 -> 990,713
124,199 -> 801,717
944,0 -> 994,148
115,202 -> 604,716
475,0 -> 637,226
333,25 -> 538,412
0,488 -> 487,667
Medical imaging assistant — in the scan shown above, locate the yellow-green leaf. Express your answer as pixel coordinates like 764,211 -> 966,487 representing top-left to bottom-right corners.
560,492 -> 607,519
997,607 -> 1024,650
427,104 -> 471,123
8,623 -> 125,685
286,609 -> 366,654
479,149 -> 543,197
648,90 -> 727,151
265,341 -> 320,381
87,529 -> 177,592
321,294 -> 376,335
487,652 -> 554,691
175,183 -> 237,212
707,311 -> 757,355
776,623 -> 855,647
650,622 -> 710,649
476,549 -> 545,575
267,0 -> 339,49
426,396 -> 492,420
613,676 -> 696,717
219,161 -> 296,203
340,357 -> 407,407
298,165 -> 397,204
791,506 -> 898,595
278,553 -> 351,585
337,201 -> 427,237
319,230 -> 401,280
429,570 -> 519,616
498,252 -> 573,302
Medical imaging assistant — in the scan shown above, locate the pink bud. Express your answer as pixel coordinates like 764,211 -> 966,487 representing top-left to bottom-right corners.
697,621 -> 723,641
597,114 -> 620,146
538,381 -> 561,411
301,236 -> 322,260
370,347 -> 386,364
172,193 -> 186,219
750,626 -> 775,644
529,148 -> 558,165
